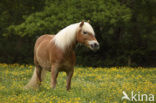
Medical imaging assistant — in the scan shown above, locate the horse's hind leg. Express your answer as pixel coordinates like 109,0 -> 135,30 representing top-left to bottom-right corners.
51,65 -> 59,89
36,65 -> 42,85
24,65 -> 45,89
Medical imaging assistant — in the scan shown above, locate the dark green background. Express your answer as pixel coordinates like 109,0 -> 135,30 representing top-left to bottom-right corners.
0,0 -> 155,67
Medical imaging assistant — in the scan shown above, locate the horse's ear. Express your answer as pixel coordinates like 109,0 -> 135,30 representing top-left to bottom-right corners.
80,21 -> 84,27
87,20 -> 90,23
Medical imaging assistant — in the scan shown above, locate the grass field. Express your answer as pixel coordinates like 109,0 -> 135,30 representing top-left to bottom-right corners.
0,63 -> 155,103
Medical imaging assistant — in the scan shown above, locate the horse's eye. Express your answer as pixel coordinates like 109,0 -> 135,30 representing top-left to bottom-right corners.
83,31 -> 88,34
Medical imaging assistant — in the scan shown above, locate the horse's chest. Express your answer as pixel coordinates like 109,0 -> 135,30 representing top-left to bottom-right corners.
58,61 -> 73,72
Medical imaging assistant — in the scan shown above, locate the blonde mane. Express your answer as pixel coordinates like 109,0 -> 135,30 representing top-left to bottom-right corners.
53,22 -> 95,50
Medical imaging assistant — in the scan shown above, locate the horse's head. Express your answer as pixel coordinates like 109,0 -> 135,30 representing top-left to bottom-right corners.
76,21 -> 99,51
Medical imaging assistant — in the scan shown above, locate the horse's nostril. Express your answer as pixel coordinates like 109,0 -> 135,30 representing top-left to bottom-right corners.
94,43 -> 98,47
91,44 -> 94,48
94,43 -> 99,48
91,43 -> 99,49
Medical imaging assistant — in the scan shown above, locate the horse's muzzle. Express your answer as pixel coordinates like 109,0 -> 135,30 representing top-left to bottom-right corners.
88,41 -> 100,51
91,43 -> 99,50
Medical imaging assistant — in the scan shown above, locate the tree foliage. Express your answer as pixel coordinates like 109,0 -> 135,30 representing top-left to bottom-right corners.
0,0 -> 155,66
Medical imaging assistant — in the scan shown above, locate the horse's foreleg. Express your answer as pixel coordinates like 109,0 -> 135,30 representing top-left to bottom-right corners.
51,65 -> 58,89
66,70 -> 74,90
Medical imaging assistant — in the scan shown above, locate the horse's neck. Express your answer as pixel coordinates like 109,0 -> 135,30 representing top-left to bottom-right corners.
54,24 -> 78,51
64,40 -> 77,53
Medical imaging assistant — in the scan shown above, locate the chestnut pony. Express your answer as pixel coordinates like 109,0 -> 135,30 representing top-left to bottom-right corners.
24,21 -> 99,90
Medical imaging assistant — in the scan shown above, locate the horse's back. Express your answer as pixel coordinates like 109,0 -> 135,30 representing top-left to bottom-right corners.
35,34 -> 54,49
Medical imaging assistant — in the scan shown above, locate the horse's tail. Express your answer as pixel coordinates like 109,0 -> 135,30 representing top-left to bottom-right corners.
24,67 -> 46,89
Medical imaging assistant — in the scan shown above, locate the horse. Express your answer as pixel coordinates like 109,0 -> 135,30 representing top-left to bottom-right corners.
24,21 -> 99,90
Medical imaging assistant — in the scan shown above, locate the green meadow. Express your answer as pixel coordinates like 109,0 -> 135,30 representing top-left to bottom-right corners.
0,64 -> 155,103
